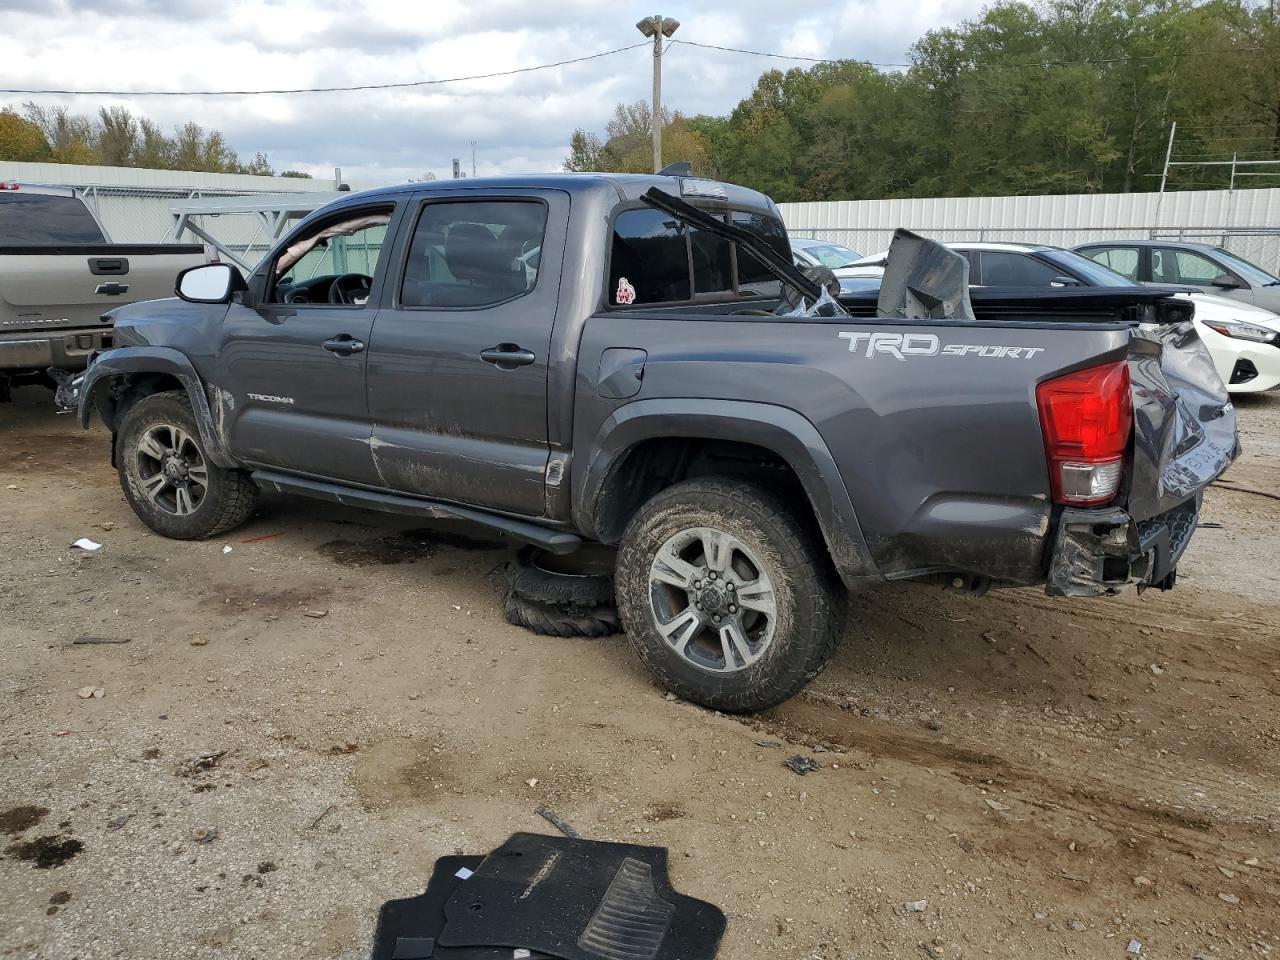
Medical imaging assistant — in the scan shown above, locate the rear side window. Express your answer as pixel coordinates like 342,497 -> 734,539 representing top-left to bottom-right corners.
401,200 -> 547,308
1085,246 -> 1139,281
0,193 -> 106,244
608,206 -> 788,306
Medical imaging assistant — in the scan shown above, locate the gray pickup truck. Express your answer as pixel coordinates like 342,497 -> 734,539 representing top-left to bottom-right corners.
0,182 -> 205,400
71,173 -> 1238,711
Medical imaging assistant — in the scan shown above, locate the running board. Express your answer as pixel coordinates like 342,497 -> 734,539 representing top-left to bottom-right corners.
251,470 -> 582,554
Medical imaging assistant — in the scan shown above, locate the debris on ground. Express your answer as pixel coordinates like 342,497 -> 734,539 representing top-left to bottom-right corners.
755,739 -> 783,748
904,899 -> 928,912
192,827 -> 218,844
106,814 -> 131,831
1127,938 -> 1143,955
308,805 -> 336,830
176,750 -> 227,777
534,804 -> 581,839
983,798 -> 1011,812
370,833 -> 725,960
784,756 -> 821,776
189,635 -> 208,646
75,686 -> 104,699
72,636 -> 130,645
1218,892 -> 1240,904
221,545 -> 232,554
70,538 -> 102,552
240,531 -> 286,544
303,609 -> 328,619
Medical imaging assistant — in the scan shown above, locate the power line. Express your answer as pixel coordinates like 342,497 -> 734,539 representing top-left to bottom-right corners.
675,38 -> 906,67
672,37 -> 1262,69
0,42 -> 648,97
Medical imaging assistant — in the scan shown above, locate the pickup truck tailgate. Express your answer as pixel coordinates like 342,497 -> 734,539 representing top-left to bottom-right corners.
0,245 -> 205,332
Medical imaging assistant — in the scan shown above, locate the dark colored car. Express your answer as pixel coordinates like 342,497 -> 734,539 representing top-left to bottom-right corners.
70,173 -> 1237,712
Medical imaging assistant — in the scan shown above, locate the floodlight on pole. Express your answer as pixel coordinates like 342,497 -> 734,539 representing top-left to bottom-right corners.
636,14 -> 679,174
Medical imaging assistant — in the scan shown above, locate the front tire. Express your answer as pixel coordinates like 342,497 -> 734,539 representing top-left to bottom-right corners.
615,477 -> 846,712
116,391 -> 257,540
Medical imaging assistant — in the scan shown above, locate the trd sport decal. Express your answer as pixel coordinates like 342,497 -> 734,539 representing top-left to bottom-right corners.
838,331 -> 1045,361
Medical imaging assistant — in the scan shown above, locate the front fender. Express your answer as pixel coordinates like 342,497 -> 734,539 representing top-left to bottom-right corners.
575,398 -> 882,589
77,346 -> 236,468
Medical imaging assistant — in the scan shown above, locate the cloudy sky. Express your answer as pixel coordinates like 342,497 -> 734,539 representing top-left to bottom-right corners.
1,0 -> 986,184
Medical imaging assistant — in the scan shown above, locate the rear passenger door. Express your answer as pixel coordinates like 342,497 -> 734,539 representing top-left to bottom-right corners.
364,190 -> 569,516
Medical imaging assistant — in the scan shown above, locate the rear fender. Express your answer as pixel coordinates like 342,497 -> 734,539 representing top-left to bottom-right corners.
575,398 -> 881,589
77,346 -> 236,468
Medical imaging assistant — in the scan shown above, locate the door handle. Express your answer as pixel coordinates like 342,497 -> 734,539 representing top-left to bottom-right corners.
322,334 -> 365,356
480,343 -> 536,369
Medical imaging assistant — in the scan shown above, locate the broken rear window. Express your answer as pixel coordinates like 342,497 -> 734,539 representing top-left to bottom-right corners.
608,207 -> 789,306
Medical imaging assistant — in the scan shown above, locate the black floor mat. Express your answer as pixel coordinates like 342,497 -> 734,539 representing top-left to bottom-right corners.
438,833 -> 725,960
371,855 -> 554,959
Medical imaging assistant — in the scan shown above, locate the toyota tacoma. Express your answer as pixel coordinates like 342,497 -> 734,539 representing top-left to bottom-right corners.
70,173 -> 1238,711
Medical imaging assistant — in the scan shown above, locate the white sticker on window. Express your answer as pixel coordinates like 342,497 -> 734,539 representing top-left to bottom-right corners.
615,276 -> 636,305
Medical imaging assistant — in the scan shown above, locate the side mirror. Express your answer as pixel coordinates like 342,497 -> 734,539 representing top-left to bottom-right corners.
175,263 -> 245,303
1210,273 -> 1242,289
1050,276 -> 1082,287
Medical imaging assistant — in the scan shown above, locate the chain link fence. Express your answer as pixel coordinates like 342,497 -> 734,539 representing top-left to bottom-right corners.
787,225 -> 1280,275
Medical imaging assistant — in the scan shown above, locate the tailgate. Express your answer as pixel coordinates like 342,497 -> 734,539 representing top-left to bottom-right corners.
0,245 -> 205,332
1126,319 -> 1238,521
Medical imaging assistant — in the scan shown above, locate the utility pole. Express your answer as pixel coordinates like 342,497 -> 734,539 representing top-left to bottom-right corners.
1152,121 -> 1176,236
471,140 -> 476,178
636,14 -> 680,173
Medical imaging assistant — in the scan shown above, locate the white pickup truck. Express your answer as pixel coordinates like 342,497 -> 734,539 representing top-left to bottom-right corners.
0,181 -> 206,401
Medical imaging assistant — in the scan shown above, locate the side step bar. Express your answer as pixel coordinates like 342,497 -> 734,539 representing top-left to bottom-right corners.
251,469 -> 583,555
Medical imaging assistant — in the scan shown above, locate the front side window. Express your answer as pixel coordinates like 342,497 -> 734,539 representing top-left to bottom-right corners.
401,200 -> 547,308
1083,246 -> 1139,281
978,251 -> 1063,287
1212,248 -> 1278,286
1152,248 -> 1220,285
272,208 -> 392,305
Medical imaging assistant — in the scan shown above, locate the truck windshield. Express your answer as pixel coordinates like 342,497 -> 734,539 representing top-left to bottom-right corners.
0,192 -> 107,244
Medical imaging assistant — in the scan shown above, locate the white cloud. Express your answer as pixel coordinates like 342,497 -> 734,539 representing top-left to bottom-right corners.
2,0 -> 990,183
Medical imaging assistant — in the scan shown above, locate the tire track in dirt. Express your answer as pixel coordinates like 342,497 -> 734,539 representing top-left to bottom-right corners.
742,695 -> 1280,899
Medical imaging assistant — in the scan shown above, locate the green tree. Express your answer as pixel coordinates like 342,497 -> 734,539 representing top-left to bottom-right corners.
0,108 -> 51,161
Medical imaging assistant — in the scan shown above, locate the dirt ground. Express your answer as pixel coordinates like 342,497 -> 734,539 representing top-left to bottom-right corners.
1,385 -> 1277,960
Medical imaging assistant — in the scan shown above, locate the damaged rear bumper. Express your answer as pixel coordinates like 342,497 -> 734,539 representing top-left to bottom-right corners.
1046,497 -> 1198,598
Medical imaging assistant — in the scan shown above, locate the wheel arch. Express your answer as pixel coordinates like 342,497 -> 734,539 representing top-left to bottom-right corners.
78,347 -> 236,468
574,399 -> 881,589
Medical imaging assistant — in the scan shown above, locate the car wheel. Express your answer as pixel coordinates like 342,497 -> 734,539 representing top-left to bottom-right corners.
615,477 -> 846,712
116,390 -> 257,540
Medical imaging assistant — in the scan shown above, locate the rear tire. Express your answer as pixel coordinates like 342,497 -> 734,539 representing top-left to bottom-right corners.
116,391 -> 257,540
614,477 -> 846,712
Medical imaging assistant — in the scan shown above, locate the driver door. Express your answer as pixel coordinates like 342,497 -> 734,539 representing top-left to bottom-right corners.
218,201 -> 404,485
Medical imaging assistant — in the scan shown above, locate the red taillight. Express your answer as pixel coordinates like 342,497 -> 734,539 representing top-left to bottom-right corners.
1036,360 -> 1132,506
0,182 -> 19,191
